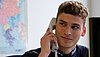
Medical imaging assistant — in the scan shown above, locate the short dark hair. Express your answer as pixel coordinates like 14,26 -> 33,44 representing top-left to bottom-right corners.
56,1 -> 88,24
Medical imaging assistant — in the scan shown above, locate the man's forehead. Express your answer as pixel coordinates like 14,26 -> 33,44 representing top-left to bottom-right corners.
58,19 -> 83,27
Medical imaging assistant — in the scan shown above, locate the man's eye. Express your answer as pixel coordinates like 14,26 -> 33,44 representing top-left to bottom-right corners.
71,26 -> 80,30
60,23 -> 66,26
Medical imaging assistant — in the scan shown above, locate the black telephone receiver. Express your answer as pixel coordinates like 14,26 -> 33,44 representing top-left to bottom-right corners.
48,18 -> 58,52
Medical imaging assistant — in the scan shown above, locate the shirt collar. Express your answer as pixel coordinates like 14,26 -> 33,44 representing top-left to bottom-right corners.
57,47 -> 76,56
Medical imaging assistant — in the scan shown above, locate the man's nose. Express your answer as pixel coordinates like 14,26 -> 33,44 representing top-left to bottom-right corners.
64,25 -> 71,35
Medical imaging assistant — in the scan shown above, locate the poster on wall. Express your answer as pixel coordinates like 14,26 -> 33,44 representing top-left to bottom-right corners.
0,0 -> 27,54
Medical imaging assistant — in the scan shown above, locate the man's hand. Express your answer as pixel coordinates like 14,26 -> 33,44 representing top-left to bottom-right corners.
38,28 -> 57,57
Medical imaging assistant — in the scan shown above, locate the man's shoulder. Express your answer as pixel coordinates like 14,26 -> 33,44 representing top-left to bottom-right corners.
76,45 -> 88,51
76,45 -> 89,57
26,48 -> 41,54
22,48 -> 41,57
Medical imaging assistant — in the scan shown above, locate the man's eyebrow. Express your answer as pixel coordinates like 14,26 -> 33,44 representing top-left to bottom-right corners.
59,20 -> 67,23
59,19 -> 80,26
72,23 -> 80,26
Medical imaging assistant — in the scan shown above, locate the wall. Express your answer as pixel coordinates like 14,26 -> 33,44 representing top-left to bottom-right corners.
89,0 -> 100,17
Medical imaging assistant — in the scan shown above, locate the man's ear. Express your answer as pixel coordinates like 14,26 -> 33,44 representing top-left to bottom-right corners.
81,26 -> 86,37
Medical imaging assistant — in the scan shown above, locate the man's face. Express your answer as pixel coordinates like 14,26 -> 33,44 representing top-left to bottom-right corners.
55,13 -> 86,48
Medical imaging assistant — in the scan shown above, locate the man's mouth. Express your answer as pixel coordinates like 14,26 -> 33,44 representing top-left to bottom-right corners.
61,36 -> 73,40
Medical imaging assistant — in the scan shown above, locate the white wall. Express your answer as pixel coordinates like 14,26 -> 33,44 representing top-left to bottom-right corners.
89,0 -> 100,17
27,0 -> 89,51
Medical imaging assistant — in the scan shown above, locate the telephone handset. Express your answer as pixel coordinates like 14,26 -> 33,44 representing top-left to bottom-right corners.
48,18 -> 58,53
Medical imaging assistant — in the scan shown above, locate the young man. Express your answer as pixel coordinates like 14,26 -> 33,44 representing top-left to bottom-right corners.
22,1 -> 89,57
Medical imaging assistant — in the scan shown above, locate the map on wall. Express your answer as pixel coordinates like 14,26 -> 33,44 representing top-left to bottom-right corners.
0,0 -> 27,54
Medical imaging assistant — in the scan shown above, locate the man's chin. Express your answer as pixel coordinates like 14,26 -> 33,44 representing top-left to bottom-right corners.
60,44 -> 74,48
